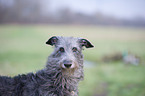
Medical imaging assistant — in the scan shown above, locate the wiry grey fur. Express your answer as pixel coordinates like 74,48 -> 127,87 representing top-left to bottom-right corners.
0,36 -> 94,96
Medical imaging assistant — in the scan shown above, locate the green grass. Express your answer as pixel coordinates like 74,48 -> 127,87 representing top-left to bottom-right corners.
79,64 -> 145,96
0,25 -> 145,96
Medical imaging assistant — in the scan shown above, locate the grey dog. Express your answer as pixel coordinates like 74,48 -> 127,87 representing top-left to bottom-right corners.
0,36 -> 94,96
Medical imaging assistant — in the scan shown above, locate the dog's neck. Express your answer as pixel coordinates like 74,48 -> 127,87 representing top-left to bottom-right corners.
42,55 -> 84,95
53,71 -> 79,96
39,67 -> 80,96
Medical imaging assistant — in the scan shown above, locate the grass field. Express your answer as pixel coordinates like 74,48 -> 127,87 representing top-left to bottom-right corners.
0,25 -> 145,96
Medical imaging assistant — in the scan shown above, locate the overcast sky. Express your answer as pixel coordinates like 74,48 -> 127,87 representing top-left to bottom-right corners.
48,0 -> 145,19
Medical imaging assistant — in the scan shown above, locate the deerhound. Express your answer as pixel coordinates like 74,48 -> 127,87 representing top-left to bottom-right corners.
0,36 -> 94,96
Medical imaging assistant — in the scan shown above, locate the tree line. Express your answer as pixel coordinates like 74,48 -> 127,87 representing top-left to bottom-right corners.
0,0 -> 145,27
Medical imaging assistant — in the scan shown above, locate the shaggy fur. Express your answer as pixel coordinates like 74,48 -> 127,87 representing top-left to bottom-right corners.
0,36 -> 94,96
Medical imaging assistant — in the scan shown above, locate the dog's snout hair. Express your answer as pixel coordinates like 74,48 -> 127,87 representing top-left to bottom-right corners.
0,36 -> 94,96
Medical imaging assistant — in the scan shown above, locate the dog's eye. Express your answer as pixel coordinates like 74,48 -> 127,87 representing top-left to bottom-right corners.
72,47 -> 77,52
59,47 -> 65,52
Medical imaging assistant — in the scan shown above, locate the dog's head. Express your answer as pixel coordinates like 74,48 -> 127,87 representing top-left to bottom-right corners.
46,36 -> 94,75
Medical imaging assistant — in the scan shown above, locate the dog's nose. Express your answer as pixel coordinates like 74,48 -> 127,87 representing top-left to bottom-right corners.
64,63 -> 72,68
63,60 -> 72,68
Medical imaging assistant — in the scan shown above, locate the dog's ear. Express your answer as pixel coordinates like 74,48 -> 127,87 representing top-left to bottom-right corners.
46,36 -> 58,46
79,39 -> 94,48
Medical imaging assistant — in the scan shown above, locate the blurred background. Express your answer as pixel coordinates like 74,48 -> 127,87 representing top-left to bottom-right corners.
0,0 -> 145,96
